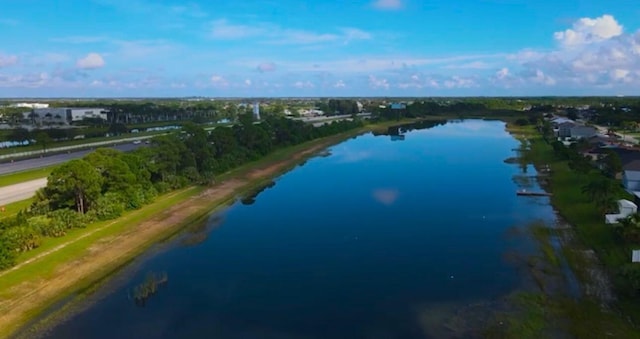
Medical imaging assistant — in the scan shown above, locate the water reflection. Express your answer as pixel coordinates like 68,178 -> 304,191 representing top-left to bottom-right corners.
240,180 -> 276,205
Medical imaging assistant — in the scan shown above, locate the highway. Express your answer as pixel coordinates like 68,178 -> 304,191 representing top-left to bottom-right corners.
0,143 -> 144,176
0,178 -> 48,206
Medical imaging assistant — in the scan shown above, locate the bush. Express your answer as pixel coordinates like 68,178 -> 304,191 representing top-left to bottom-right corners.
91,192 -> 125,221
4,226 -> 42,252
28,215 -> 66,237
0,233 -> 17,269
49,208 -> 86,229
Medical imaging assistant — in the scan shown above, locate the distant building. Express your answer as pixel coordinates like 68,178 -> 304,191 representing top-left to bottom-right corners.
623,160 -> 640,195
10,102 -> 49,109
556,122 -> 576,138
23,107 -> 108,125
570,126 -> 597,139
253,102 -> 260,120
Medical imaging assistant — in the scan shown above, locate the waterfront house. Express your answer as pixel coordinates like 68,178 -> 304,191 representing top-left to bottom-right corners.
623,160 -> 640,200
605,199 -> 638,224
556,122 -> 576,138
569,125 -> 597,139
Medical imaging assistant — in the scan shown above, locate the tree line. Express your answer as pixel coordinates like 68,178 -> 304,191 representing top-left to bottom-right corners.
0,115 -> 364,269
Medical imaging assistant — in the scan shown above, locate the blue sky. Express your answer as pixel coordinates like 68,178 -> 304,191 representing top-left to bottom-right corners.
1,0 -> 639,97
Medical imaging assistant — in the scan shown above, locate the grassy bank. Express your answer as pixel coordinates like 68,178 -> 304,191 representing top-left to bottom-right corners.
0,119 -> 411,337
0,165 -> 57,188
504,124 -> 640,337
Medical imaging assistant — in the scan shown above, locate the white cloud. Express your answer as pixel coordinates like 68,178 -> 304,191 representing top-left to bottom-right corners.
492,14 -> 640,90
442,61 -> 491,69
280,54 -> 503,73
443,76 -> 476,88
51,36 -> 109,44
496,68 -> 509,80
0,54 -> 18,68
0,72 -> 49,88
372,0 -> 403,10
244,79 -> 252,86
76,53 -> 105,69
210,19 -> 265,39
210,19 -> 371,45
293,80 -> 314,88
368,75 -> 389,89
210,75 -> 229,88
554,14 -> 623,47
257,62 -> 276,72
334,80 -> 346,88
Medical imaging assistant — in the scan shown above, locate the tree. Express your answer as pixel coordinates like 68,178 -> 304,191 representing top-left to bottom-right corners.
45,159 -> 103,214
581,176 -> 619,212
84,148 -> 136,194
35,131 -> 53,153
615,214 -> 640,243
10,128 -> 30,144
603,150 -> 623,178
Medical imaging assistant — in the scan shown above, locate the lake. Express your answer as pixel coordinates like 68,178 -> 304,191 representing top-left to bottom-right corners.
27,119 -> 556,338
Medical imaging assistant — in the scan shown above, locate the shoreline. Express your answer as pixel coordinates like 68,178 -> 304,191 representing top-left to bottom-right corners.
503,123 -> 639,337
0,123 -> 395,337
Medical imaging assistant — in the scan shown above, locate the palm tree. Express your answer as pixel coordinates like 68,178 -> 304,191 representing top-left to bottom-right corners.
616,213 -> 640,244
581,177 -> 618,212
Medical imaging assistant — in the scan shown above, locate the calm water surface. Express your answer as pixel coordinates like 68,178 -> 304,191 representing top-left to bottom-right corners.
35,120 -> 555,338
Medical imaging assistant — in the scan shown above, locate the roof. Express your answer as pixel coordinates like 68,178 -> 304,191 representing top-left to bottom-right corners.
624,160 -> 640,171
551,117 -> 575,124
618,199 -> 638,209
624,170 -> 640,181
558,122 -> 576,128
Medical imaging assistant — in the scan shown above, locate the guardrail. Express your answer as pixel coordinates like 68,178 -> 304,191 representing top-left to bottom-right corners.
0,135 -> 157,161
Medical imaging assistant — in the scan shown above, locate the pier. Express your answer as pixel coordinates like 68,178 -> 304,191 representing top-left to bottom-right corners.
516,190 -> 552,197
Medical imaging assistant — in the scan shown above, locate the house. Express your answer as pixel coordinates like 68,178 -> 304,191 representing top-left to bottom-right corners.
623,160 -> 640,199
633,250 -> 640,263
605,199 -> 638,224
570,126 -> 597,139
556,122 -> 575,138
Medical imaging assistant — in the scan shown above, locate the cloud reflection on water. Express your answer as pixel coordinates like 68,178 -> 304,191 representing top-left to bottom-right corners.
372,188 -> 399,205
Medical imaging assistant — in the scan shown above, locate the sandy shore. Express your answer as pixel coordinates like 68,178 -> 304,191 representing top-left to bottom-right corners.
0,136 -> 343,337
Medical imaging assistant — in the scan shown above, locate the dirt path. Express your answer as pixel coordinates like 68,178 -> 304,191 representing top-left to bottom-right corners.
0,139 -> 336,337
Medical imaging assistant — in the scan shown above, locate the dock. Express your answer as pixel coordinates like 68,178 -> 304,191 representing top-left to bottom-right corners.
516,190 -> 552,197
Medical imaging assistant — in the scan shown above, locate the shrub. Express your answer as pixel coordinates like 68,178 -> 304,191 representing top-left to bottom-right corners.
0,233 -> 17,269
91,192 -> 125,221
4,226 -> 42,252
28,215 -> 66,238
49,208 -> 86,230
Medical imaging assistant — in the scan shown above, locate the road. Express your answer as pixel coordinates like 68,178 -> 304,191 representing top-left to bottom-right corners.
593,124 -> 639,144
0,143 -> 144,176
0,178 -> 48,206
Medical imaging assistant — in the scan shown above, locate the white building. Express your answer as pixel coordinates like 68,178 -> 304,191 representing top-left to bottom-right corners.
605,199 -> 638,224
68,108 -> 107,122
10,102 -> 49,109
24,107 -> 108,124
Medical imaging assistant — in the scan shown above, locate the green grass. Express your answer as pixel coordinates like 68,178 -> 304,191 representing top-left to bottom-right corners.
486,292 -> 638,338
530,224 -> 560,268
0,199 -> 33,219
0,165 -> 57,187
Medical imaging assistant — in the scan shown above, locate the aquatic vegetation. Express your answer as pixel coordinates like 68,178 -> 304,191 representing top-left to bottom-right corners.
129,271 -> 168,307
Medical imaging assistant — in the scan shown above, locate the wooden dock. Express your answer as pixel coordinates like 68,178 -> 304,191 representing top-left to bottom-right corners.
516,190 -> 552,197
